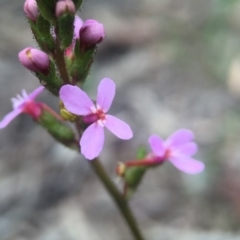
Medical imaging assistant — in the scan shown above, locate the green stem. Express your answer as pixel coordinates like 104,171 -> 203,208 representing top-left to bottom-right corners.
90,158 -> 145,240
54,29 -> 70,84
55,45 -> 70,84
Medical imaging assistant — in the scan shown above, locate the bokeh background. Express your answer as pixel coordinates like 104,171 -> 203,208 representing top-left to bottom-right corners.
1,0 -> 240,239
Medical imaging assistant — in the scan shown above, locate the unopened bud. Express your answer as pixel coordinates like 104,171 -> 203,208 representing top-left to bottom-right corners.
116,162 -> 126,177
56,0 -> 76,18
24,0 -> 39,22
60,108 -> 77,122
80,19 -> 105,48
18,47 -> 50,75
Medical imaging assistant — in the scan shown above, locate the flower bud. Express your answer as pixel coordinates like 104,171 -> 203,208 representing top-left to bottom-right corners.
60,108 -> 77,122
23,0 -> 39,22
18,48 -> 50,75
116,162 -> 127,177
80,19 -> 105,48
55,0 -> 76,18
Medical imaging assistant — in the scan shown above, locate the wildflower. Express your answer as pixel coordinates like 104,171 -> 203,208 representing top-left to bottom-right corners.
18,48 -> 50,75
80,19 -> 105,49
0,86 -> 44,128
148,129 -> 205,174
60,78 -> 133,159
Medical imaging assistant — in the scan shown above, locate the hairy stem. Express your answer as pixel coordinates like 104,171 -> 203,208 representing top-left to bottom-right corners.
54,28 -> 70,84
55,44 -> 70,84
89,158 -> 145,240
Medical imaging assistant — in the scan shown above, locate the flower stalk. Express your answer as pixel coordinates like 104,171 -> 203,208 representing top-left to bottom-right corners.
54,40 -> 71,84
89,158 -> 145,240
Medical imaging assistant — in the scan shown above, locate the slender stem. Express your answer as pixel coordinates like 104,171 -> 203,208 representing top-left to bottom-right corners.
55,44 -> 71,84
89,158 -> 145,240
54,27 -> 70,84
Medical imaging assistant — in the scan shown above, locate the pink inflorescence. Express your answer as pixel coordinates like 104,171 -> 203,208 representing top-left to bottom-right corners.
0,86 -> 44,129
148,129 -> 205,174
60,78 -> 133,160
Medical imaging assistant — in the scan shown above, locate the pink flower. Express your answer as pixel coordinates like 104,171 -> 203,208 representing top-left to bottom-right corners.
0,86 -> 44,129
60,78 -> 133,159
148,129 -> 205,174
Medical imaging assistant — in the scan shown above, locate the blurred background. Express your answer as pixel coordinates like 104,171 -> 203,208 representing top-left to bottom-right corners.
0,0 -> 240,239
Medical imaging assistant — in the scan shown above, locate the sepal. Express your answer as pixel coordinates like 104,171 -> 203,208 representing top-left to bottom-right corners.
38,109 -> 78,149
56,9 -> 75,50
36,0 -> 56,23
29,15 -> 55,53
35,61 -> 63,96
69,39 -> 95,84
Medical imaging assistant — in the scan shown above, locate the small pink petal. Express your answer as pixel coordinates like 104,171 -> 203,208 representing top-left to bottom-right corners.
28,86 -> 45,101
148,134 -> 165,157
165,129 -> 194,148
172,142 -> 198,157
96,78 -> 115,112
60,85 -> 95,116
74,16 -> 83,39
169,156 -> 205,174
105,114 -> 133,139
0,108 -> 23,129
80,122 -> 105,160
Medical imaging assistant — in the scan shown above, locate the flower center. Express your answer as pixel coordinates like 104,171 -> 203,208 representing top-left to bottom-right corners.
164,149 -> 172,159
82,108 -> 106,125
23,101 -> 42,119
96,108 -> 106,121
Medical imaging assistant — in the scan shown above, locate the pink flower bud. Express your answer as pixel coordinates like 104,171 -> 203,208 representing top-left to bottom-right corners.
55,0 -> 76,18
23,0 -> 39,22
18,48 -> 50,75
80,19 -> 105,48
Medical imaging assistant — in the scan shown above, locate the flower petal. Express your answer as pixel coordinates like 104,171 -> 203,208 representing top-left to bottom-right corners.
60,85 -> 95,115
172,142 -> 198,157
105,114 -> 133,139
0,108 -> 23,129
148,134 -> 165,157
80,122 -> 105,160
96,78 -> 115,112
28,86 -> 45,101
169,156 -> 204,174
21,89 -> 28,99
74,16 -> 83,39
165,129 -> 194,148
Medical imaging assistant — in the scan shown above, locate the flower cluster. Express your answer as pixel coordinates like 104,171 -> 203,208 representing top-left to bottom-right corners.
0,0 -> 205,197
0,1 -> 208,239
